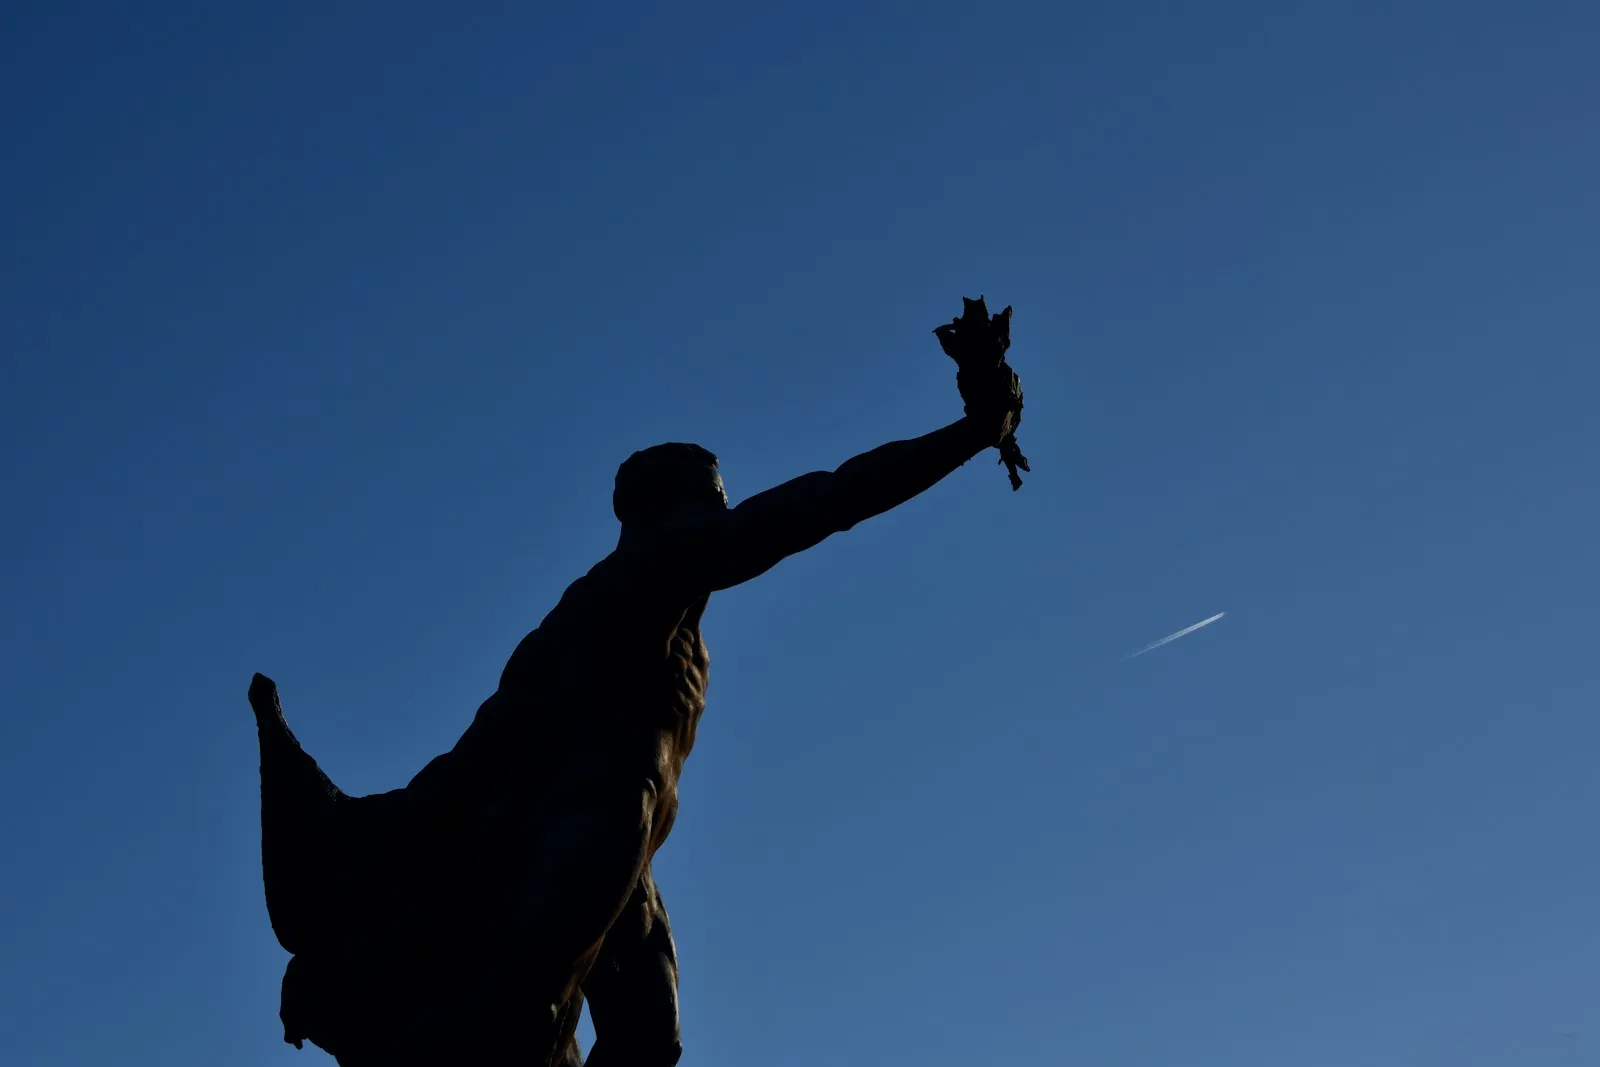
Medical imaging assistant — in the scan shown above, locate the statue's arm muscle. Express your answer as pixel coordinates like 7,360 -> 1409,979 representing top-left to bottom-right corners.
668,416 -> 991,591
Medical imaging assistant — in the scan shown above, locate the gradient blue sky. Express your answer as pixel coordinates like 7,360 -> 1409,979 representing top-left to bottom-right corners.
3,3 -> 1597,1064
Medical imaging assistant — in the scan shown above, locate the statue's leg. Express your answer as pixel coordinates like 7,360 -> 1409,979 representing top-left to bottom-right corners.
376,778 -> 661,1066
582,867 -> 683,1067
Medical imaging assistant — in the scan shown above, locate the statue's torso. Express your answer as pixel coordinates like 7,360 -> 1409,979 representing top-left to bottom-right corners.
493,551 -> 710,854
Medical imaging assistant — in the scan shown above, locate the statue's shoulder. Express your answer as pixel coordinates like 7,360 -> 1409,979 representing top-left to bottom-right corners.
516,555 -> 638,645
572,547 -> 666,603
536,557 -> 618,621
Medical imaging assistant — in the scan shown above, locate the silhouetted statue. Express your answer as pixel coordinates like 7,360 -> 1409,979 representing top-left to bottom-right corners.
251,299 -> 1026,1065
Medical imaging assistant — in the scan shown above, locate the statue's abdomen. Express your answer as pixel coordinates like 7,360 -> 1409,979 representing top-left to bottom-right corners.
661,621 -> 709,751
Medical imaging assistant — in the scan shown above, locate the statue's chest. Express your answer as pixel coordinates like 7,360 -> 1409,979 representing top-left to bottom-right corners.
584,593 -> 711,747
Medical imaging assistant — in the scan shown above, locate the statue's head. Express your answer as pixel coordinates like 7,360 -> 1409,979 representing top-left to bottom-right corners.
613,442 -> 727,527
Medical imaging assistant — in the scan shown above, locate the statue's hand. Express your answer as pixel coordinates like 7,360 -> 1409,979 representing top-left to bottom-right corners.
934,296 -> 1029,488
959,361 -> 1024,447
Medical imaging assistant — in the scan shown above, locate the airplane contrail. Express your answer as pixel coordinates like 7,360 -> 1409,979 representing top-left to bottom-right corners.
1120,611 -> 1226,662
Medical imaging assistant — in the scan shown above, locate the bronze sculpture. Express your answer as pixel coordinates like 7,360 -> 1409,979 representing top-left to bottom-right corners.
251,299 -> 1027,1065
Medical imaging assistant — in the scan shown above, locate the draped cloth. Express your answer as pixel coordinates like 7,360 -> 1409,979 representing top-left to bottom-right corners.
251,676 -> 580,1063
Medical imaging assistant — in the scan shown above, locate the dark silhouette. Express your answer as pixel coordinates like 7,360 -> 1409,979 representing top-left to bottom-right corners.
935,296 -> 1030,489
251,301 -> 1026,1066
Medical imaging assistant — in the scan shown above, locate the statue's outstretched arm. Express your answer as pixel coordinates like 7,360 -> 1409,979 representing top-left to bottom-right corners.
664,414 -> 999,592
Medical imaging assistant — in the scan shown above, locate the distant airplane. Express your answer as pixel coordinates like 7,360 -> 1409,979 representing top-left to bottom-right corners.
1121,611 -> 1226,661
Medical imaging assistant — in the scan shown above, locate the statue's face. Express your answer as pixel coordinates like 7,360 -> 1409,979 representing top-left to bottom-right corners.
632,458 -> 727,526
670,460 -> 728,518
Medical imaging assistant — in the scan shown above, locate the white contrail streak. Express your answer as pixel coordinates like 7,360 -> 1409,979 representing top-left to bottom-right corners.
1120,612 -> 1226,661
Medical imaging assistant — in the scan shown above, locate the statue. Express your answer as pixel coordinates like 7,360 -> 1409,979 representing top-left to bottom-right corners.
250,299 -> 1027,1065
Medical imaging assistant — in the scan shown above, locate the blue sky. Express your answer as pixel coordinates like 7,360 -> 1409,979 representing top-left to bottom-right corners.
2,2 -> 1597,1064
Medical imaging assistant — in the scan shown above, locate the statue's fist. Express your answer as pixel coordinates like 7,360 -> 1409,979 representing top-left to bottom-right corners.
959,361 -> 1023,445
